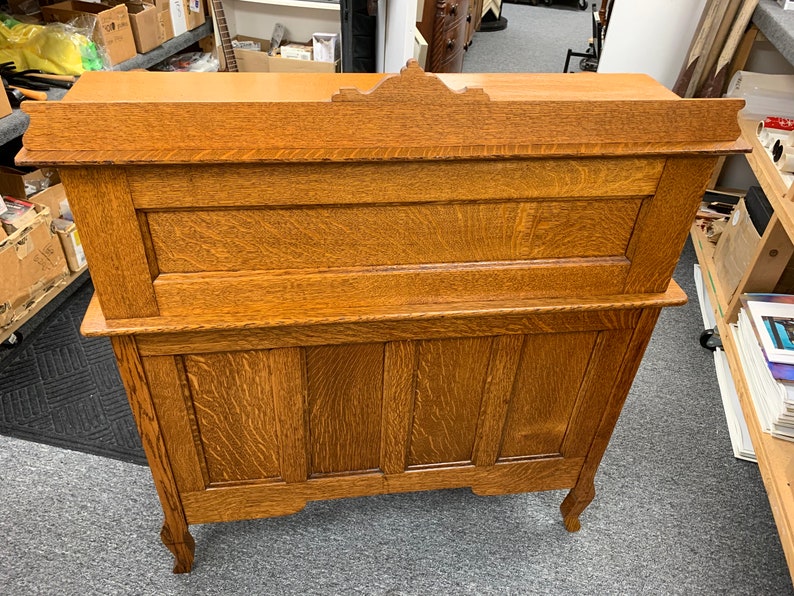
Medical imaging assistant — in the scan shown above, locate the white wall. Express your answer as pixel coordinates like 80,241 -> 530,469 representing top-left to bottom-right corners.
381,0 -> 419,73
597,0 -> 707,89
227,0 -> 341,44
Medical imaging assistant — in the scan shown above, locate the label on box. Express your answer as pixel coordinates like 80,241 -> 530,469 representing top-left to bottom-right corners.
170,0 -> 187,36
189,0 -> 199,11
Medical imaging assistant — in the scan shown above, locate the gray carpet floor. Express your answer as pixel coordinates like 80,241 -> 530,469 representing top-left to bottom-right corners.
2,3 -> 793,594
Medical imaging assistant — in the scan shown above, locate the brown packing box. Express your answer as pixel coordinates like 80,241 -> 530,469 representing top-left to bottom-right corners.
232,36 -> 339,73
41,1 -> 137,66
31,183 -> 69,219
0,204 -> 68,328
0,167 -> 60,199
0,84 -> 10,120
167,0 -> 204,36
713,197 -> 760,302
149,0 -> 175,44
51,218 -> 87,272
126,2 -> 161,53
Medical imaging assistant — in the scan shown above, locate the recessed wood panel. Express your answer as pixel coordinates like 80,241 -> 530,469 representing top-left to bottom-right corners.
499,332 -> 597,459
146,199 -> 642,274
305,343 -> 384,475
408,337 -> 493,466
184,351 -> 281,484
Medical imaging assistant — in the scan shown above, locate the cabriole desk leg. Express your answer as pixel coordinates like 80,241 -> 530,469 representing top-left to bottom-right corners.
560,481 -> 596,532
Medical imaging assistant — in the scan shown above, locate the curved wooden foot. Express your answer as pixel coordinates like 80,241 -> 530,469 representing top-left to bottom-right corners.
161,523 -> 196,573
560,482 -> 595,533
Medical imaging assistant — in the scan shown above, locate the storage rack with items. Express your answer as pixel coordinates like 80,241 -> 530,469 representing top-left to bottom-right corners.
690,2 -> 794,584
0,21 -> 212,348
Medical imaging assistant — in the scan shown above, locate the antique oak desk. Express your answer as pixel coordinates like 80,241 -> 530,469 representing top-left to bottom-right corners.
18,63 -> 745,572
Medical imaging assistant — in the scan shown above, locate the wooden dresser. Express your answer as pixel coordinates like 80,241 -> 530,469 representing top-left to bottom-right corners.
417,0 -> 472,72
18,63 -> 746,573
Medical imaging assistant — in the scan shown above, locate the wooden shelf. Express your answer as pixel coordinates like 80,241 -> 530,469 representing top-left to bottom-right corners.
0,264 -> 88,345
739,118 -> 794,229
692,113 -> 794,583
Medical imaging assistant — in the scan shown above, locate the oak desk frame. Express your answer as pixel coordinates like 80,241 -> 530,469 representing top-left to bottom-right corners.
19,62 -> 746,573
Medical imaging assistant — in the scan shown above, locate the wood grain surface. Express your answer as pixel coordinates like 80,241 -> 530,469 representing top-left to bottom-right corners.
58,168 -> 158,319
126,159 -> 663,209
409,337 -> 493,466
146,198 -> 642,274
305,344 -> 384,475
184,351 -> 281,484
152,259 -> 631,318
499,332 -> 596,459
181,457 -> 585,524
380,341 -> 418,475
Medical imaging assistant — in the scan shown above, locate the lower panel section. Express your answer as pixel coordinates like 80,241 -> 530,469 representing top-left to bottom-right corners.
181,457 -> 584,524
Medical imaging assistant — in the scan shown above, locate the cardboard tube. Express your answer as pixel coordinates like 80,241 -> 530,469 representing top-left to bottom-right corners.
777,149 -> 794,173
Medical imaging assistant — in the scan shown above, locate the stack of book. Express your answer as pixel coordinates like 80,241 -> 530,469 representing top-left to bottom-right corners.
733,294 -> 794,442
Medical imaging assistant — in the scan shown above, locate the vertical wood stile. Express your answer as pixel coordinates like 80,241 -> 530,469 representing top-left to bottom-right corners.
380,340 -> 418,475
58,167 -> 159,318
471,334 -> 525,467
141,355 -> 207,492
110,336 -> 194,573
269,347 -> 310,483
623,156 -> 718,294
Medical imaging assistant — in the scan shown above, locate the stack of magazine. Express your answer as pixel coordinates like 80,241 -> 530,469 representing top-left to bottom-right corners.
733,294 -> 794,442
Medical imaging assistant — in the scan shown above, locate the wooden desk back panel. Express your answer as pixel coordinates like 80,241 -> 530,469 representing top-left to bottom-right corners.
18,64 -> 747,573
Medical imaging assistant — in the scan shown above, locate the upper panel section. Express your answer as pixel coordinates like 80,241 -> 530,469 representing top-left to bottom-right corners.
18,61 -> 747,165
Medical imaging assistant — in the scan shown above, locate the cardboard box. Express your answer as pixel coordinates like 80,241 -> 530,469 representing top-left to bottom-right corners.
31,183 -> 70,220
168,0 -> 204,37
41,1 -> 137,66
281,43 -> 313,61
126,1 -> 161,53
0,197 -> 37,234
0,167 -> 60,199
51,218 -> 87,272
713,197 -> 761,302
232,36 -> 338,73
0,204 -> 68,328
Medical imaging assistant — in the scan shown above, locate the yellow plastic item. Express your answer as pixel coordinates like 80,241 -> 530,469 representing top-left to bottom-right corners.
0,19 -> 97,75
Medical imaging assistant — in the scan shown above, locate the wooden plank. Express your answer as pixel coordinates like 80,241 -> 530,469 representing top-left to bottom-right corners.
471,334 -> 525,467
408,337 -> 493,466
181,457 -> 585,524
147,198 -> 643,274
128,159 -> 664,209
134,308 -> 642,356
58,168 -> 158,319
624,156 -> 718,294
141,355 -> 207,492
85,288 -> 679,339
380,341 -> 418,475
110,336 -> 194,573
500,332 -> 597,459
20,99 -> 746,156
153,259 -> 631,318
269,347 -> 309,483
305,343 -> 384,475
183,351 -> 281,484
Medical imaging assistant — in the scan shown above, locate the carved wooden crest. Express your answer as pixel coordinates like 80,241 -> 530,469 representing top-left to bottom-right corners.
331,59 -> 490,103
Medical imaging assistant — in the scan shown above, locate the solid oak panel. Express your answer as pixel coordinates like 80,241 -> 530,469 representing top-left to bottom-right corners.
269,348 -> 309,484
380,341 -> 418,475
184,352 -> 281,484
152,259 -> 631,318
500,332 -> 597,459
58,168 -> 158,318
127,159 -> 663,209
305,344 -> 384,475
147,199 -> 642,273
408,337 -> 493,466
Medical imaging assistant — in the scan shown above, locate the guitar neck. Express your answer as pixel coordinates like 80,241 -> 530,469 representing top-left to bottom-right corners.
211,0 -> 238,72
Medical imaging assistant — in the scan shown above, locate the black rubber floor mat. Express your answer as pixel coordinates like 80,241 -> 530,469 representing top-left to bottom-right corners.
0,278 -> 146,465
